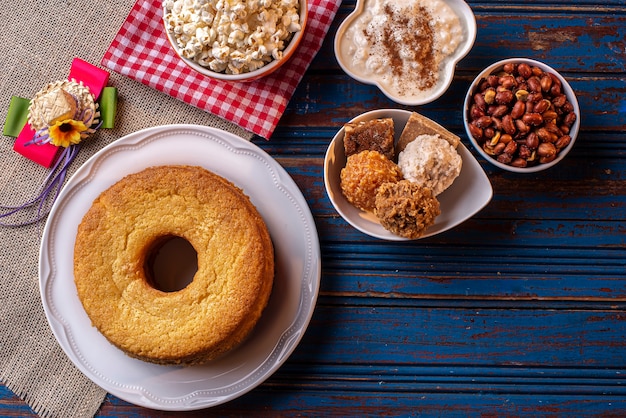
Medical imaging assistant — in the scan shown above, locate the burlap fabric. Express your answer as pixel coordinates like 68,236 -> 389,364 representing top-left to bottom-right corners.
0,1 -> 252,417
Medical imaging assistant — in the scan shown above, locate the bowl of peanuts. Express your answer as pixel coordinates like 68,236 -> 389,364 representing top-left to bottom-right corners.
464,58 -> 580,172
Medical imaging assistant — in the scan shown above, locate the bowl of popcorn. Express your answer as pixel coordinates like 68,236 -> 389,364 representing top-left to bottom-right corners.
162,0 -> 307,82
324,109 -> 493,241
464,58 -> 580,172
333,0 -> 476,105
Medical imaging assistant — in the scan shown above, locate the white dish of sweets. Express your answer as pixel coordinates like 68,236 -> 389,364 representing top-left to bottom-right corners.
324,109 -> 493,241
334,0 -> 476,105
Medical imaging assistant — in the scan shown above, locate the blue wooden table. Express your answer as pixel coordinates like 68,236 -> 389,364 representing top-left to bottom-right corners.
2,0 -> 626,416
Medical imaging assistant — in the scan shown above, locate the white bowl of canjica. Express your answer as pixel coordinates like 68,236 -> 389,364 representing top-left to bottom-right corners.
334,0 -> 476,105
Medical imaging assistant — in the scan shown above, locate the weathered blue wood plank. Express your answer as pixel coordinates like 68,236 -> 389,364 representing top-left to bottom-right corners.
96,391 -> 626,417
288,306 -> 626,368
88,306 -> 626,414
465,14 -> 626,74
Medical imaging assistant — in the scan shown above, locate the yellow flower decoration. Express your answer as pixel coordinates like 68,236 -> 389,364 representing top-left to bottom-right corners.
48,119 -> 88,148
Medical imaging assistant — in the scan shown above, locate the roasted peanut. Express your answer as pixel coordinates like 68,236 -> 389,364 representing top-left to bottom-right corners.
526,132 -> 539,149
563,112 -> 577,127
497,153 -> 513,164
540,153 -> 557,164
518,144 -> 532,160
537,142 -> 557,158
504,140 -> 518,155
555,134 -> 571,149
495,90 -> 514,104
527,92 -> 544,104
536,127 -> 551,142
491,117 -> 503,131
484,88 -> 496,104
475,116 -> 493,128
518,63 -> 532,78
502,114 -> 516,135
493,142 -> 507,155
527,76 -> 542,92
500,75 -> 517,89
469,123 -> 484,141
544,122 -> 562,135
484,127 -> 495,139
534,99 -> 551,114
540,75 -> 553,92
515,119 -> 530,135
474,93 -> 486,110
470,105 -> 485,120
549,72 -> 561,88
522,113 -> 543,126
542,110 -> 559,122
552,94 -> 567,108
510,100 -> 526,119
491,104 -> 509,118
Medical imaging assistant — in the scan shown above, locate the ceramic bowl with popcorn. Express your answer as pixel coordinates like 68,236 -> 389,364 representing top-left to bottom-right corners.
162,0 -> 308,82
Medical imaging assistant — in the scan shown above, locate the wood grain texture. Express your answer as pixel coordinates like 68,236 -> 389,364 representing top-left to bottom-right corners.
2,1 -> 626,416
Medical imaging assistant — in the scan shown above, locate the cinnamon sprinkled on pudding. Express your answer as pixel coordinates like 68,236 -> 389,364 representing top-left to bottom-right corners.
340,0 -> 463,101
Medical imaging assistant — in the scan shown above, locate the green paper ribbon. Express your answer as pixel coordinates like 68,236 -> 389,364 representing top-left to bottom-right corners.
99,87 -> 117,129
3,96 -> 30,137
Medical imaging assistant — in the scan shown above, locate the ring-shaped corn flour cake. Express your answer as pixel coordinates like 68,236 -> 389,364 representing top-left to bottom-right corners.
73,165 -> 274,365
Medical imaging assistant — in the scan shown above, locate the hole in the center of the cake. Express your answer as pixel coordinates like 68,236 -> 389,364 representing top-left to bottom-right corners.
145,235 -> 198,292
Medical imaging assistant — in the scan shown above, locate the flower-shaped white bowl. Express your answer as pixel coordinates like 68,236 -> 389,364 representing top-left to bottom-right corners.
464,58 -> 580,173
163,0 -> 308,82
334,0 -> 476,105
324,109 -> 493,241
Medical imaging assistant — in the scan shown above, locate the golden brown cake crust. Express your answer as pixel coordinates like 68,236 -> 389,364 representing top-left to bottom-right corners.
73,165 -> 274,366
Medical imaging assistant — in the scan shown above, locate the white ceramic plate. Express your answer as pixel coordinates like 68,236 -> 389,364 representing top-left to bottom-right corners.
324,109 -> 493,241
334,0 -> 476,105
39,125 -> 321,410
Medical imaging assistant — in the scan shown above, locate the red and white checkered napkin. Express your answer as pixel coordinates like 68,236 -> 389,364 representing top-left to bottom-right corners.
101,0 -> 340,139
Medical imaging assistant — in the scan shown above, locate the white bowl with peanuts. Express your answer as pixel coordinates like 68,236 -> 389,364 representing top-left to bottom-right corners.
464,58 -> 580,173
